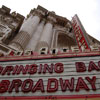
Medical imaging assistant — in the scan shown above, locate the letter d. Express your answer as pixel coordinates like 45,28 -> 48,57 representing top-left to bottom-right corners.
47,78 -> 58,92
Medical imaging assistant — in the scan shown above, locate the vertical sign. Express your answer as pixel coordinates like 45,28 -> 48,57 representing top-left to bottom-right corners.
71,14 -> 90,50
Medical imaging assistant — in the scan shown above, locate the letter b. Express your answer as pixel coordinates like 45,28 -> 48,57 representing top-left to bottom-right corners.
75,62 -> 86,72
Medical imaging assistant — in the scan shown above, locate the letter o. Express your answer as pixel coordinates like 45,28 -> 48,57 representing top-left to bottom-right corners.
22,79 -> 33,92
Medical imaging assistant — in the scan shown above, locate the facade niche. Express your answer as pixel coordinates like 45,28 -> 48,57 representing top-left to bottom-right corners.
57,33 -> 77,49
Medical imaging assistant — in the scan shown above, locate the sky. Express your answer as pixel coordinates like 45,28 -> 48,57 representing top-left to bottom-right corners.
0,0 -> 100,41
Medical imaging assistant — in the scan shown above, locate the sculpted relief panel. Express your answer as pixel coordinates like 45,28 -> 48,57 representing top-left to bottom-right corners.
0,14 -> 19,42
0,23 -> 12,41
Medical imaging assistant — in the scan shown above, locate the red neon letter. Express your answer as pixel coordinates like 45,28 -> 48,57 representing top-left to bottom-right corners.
12,65 -> 18,75
75,62 -> 86,72
86,76 -> 96,91
0,80 -> 10,93
43,64 -> 53,74
32,79 -> 44,92
0,66 -> 3,74
28,64 -> 37,75
88,61 -> 100,72
1,66 -> 13,75
22,79 -> 33,92
98,61 -> 100,68
54,63 -> 64,73
59,78 -> 74,91
16,65 -> 29,75
76,77 -> 89,91
47,78 -> 58,92
8,79 -> 22,93
38,64 -> 42,74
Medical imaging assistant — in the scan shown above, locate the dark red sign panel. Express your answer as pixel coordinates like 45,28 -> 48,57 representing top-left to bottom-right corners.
72,14 -> 90,50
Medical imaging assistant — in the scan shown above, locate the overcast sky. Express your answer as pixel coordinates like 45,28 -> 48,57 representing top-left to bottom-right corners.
0,0 -> 100,41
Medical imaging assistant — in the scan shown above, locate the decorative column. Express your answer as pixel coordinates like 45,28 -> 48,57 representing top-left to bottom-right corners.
9,8 -> 46,51
26,20 -> 45,51
36,13 -> 56,51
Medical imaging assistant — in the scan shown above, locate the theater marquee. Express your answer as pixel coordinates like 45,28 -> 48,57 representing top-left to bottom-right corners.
0,55 -> 100,100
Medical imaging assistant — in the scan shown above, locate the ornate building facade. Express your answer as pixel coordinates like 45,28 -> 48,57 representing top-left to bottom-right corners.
0,5 -> 100,100
0,5 -> 99,56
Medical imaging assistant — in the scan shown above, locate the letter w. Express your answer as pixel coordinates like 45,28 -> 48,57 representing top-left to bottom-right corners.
59,78 -> 74,91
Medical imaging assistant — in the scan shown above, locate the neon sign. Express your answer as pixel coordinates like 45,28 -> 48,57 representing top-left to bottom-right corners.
72,14 -> 90,50
0,61 -> 100,93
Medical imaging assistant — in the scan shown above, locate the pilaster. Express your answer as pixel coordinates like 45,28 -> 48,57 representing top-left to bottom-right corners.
9,7 -> 46,51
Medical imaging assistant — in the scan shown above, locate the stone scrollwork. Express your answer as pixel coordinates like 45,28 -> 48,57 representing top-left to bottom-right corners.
47,15 -> 56,24
33,9 -> 45,19
0,24 -> 6,30
0,24 -> 6,37
0,32 -> 4,37
4,17 -> 13,24
0,23 -> 12,41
